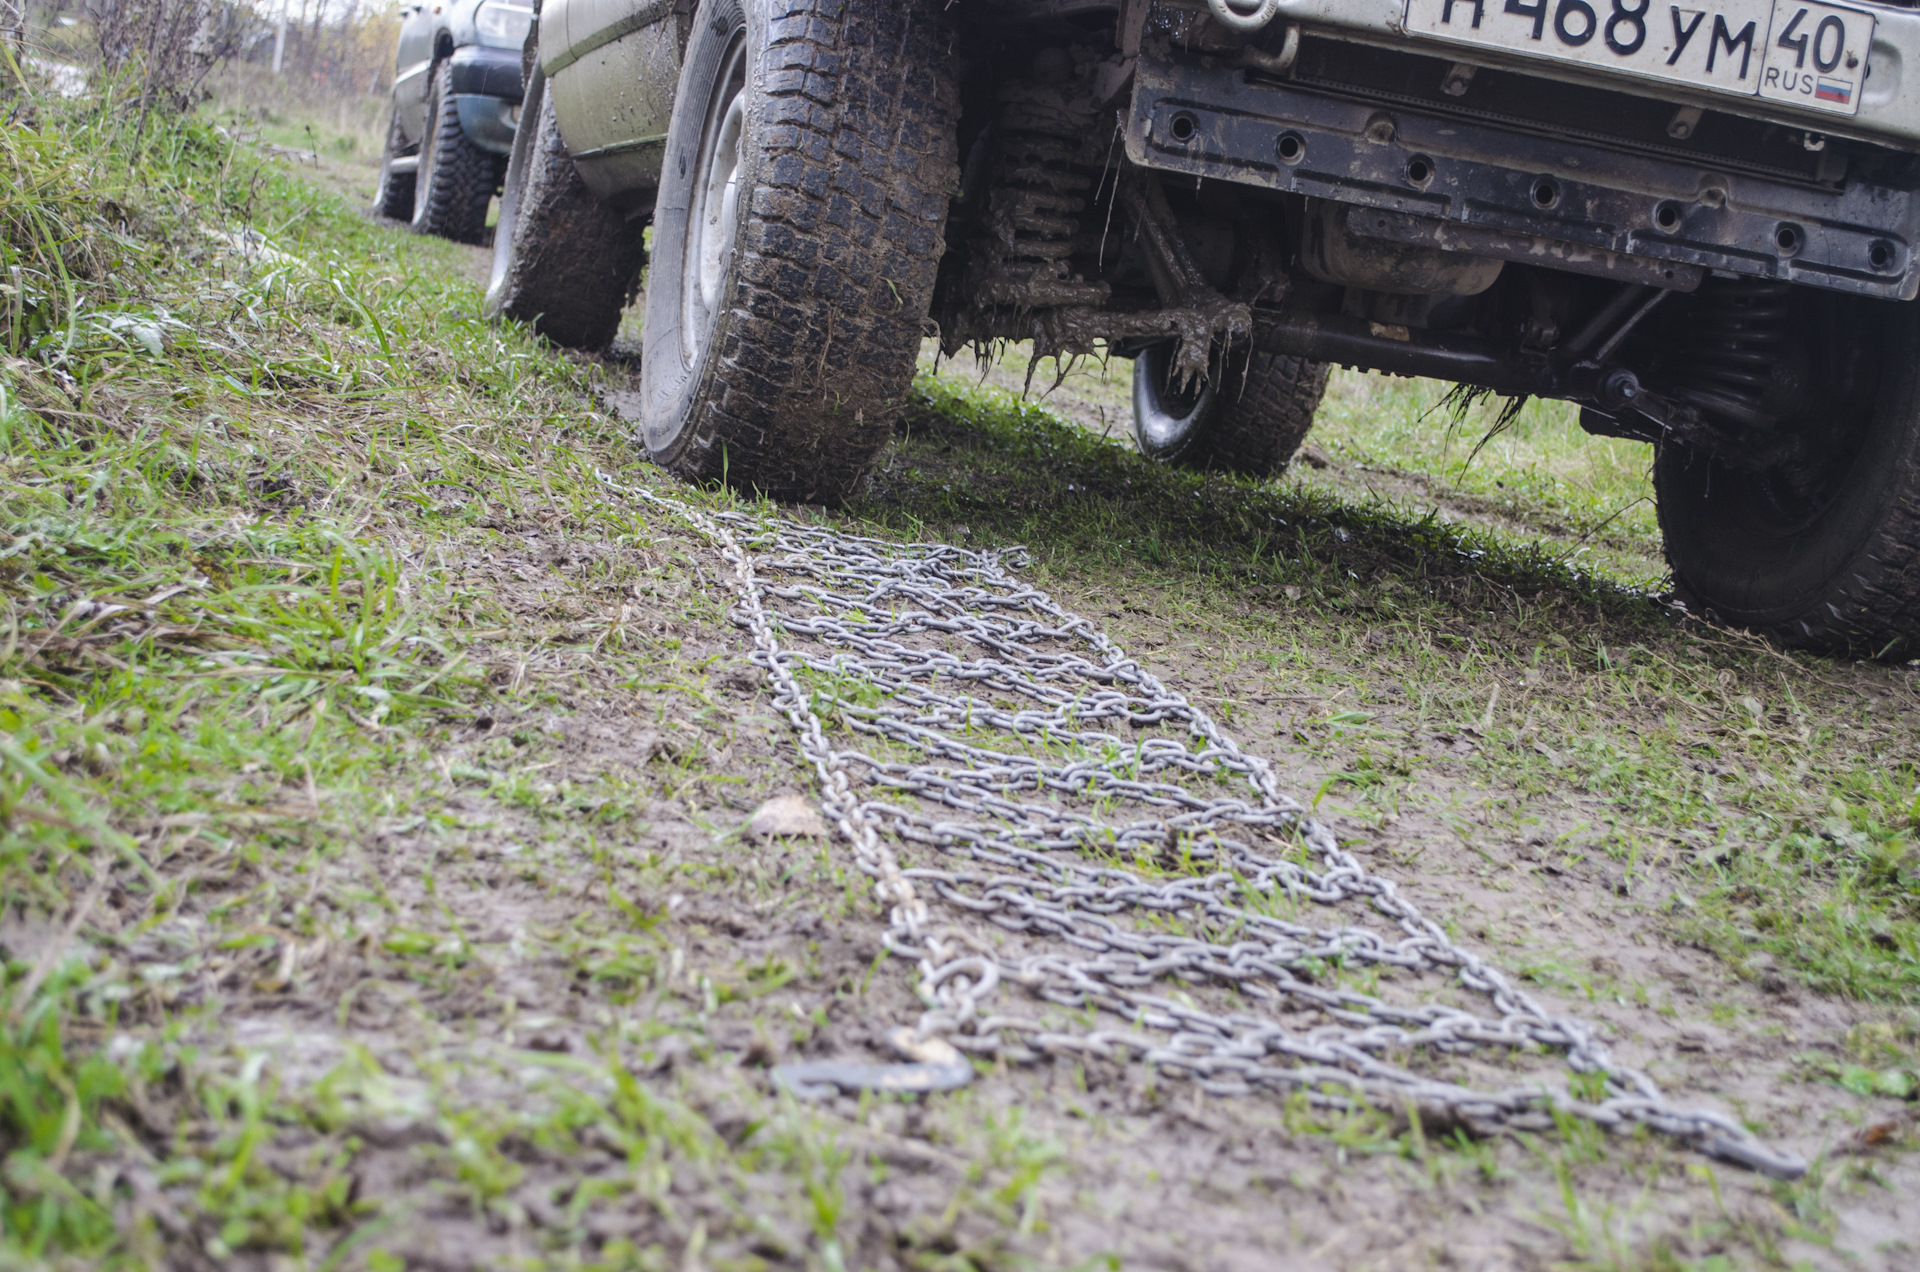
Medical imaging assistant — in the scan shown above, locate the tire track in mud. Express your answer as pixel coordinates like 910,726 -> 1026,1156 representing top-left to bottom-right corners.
148,456 -> 1914,1270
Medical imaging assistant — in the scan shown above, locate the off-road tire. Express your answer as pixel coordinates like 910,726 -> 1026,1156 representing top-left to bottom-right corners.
640,0 -> 960,504
1655,303 -> 1920,657
485,68 -> 646,350
412,60 -> 499,244
374,109 -> 417,222
1132,343 -> 1330,478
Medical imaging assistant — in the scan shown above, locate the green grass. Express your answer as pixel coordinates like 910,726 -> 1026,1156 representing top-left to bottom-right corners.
1311,371 -> 1664,583
0,75 -> 724,1266
925,343 -> 1666,583
3,66 -> 1918,1272
202,60 -> 391,179
5,71 -> 1090,1272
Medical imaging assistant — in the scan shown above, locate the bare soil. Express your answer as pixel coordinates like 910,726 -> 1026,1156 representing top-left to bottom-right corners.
165,342 -> 1913,1269
29,195 -> 1911,1267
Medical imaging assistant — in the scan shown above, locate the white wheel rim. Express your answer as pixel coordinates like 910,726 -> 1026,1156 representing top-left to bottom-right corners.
682,38 -> 747,367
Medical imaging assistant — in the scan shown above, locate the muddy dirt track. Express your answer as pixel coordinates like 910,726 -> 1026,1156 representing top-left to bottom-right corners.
6,151 -> 1919,1270
250,362 -> 1917,1269
241,250 -> 1920,1266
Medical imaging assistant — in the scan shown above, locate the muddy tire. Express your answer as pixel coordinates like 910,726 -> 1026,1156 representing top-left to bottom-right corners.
640,0 -> 960,503
374,109 -> 418,222
1131,343 -> 1330,478
485,68 -> 646,350
1655,302 -> 1920,657
412,60 -> 498,244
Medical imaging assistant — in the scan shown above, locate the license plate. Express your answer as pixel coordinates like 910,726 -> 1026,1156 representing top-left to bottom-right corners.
1404,0 -> 1875,117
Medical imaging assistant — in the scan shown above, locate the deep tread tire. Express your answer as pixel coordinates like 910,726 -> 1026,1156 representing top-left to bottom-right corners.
1655,303 -> 1920,656
411,60 -> 498,244
374,109 -> 417,222
641,0 -> 960,504
1131,344 -> 1330,479
485,69 -> 646,350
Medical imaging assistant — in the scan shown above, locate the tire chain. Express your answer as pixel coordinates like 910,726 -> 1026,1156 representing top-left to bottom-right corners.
610,476 -> 1805,1180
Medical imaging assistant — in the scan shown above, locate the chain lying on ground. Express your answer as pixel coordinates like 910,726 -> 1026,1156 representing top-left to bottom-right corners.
609,476 -> 1805,1180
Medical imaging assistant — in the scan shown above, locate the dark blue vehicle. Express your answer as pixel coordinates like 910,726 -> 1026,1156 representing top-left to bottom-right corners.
375,0 -> 534,242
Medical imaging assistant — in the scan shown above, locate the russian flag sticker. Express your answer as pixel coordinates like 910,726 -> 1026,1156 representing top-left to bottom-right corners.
1816,79 -> 1855,106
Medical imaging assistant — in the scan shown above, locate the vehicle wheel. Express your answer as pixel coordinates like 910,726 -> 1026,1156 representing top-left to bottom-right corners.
1131,342 -> 1330,478
641,0 -> 960,503
412,60 -> 498,244
374,109 -> 417,222
485,67 -> 646,350
1655,298 -> 1920,655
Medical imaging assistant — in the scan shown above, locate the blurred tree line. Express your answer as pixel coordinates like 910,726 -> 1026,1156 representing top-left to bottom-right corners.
5,0 -> 399,109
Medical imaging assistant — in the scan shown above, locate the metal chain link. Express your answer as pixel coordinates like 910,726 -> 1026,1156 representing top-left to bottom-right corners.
609,475 -> 1805,1180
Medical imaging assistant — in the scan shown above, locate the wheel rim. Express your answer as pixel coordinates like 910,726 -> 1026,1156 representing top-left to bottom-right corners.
681,35 -> 748,368
1132,342 -> 1216,458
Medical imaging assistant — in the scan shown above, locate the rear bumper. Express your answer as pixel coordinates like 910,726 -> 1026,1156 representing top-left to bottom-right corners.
447,44 -> 523,155
1126,53 -> 1920,301
1258,1 -> 1920,152
448,45 -> 524,102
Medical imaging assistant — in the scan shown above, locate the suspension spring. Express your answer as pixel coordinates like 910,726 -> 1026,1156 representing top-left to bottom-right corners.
1673,279 -> 1792,431
968,89 -> 1110,311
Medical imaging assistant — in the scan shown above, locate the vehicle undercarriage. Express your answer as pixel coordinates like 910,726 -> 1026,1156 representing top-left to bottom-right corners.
490,0 -> 1920,652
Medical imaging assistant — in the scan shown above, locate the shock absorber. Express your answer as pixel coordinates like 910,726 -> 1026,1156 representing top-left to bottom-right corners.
1672,279 -> 1792,431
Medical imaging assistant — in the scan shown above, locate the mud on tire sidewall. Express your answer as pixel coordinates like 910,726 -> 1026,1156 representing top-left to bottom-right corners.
482,68 -> 648,350
1655,303 -> 1920,651
641,0 -> 957,500
642,0 -> 751,466
484,66 -> 544,317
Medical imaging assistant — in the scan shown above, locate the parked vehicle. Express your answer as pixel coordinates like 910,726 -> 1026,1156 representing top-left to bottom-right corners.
376,0 -> 533,242
487,0 -> 1920,655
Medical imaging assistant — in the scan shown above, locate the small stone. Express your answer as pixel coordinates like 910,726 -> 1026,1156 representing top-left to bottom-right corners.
749,795 -> 829,841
